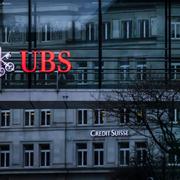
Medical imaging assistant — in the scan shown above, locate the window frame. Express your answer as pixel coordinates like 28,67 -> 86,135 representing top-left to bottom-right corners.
122,20 -> 132,39
93,109 -> 105,125
86,22 -> 95,41
171,22 -> 180,39
137,64 -> 147,81
1,110 -> 10,128
171,63 -> 180,80
76,62 -> 88,84
24,110 -> 35,127
0,145 -> 10,168
77,109 -> 88,126
39,144 -> 51,167
40,110 -> 51,127
41,23 -> 51,42
102,21 -> 111,40
23,144 -> 34,167
135,142 -> 147,166
77,143 -> 87,167
119,142 -> 130,166
119,65 -> 130,81
93,143 -> 104,166
139,19 -> 150,38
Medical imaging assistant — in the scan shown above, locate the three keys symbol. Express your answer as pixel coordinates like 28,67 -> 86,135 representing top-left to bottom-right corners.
0,47 -> 15,77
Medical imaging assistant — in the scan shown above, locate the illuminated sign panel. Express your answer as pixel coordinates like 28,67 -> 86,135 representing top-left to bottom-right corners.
21,50 -> 72,73
0,47 -> 72,77
0,47 -> 15,77
90,129 -> 129,137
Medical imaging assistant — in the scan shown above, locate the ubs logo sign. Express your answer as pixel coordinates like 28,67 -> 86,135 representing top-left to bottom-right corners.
0,47 -> 15,77
0,48 -> 72,77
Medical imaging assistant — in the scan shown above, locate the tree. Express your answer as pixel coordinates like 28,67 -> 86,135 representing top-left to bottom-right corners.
97,82 -> 180,180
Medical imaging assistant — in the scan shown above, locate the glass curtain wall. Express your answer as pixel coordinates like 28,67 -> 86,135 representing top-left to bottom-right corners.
0,0 -> 178,89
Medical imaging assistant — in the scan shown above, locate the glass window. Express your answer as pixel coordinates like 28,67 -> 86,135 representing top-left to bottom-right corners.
1,110 -> 10,127
41,110 -> 51,126
77,62 -> 88,84
0,1 -> 28,46
170,108 -> 180,124
119,142 -> 129,166
171,22 -> 180,39
74,21 -> 82,40
120,109 -> 130,124
137,64 -> 147,81
25,110 -> 35,127
94,61 -> 104,83
93,143 -> 104,166
139,19 -> 150,38
103,22 -> 111,40
120,65 -> 130,81
112,20 -> 120,39
0,145 -> 10,167
24,144 -> 34,167
32,0 -> 98,47
94,110 -> 105,125
171,63 -> 180,80
122,20 -> 132,39
77,143 -> 87,167
135,142 -> 147,166
40,144 -> 50,167
86,23 -> 95,41
42,23 -> 51,41
77,110 -> 88,125
135,109 -> 145,124
169,152 -> 180,166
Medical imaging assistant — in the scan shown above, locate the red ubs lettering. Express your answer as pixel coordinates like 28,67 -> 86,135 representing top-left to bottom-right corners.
21,50 -> 72,73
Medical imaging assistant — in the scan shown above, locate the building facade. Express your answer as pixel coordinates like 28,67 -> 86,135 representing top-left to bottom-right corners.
0,0 -> 179,180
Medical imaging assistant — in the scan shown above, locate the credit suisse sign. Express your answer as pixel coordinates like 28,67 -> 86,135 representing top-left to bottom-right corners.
90,129 -> 129,137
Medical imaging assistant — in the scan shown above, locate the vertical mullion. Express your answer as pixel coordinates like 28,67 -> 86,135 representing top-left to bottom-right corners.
168,0 -> 172,81
34,1 -> 37,48
28,0 -> 32,88
4,152 -> 6,167
98,0 -> 102,88
165,0 -> 168,82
